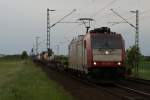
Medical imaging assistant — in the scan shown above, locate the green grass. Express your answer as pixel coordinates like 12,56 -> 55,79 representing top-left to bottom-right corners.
139,61 -> 150,80
0,59 -> 73,100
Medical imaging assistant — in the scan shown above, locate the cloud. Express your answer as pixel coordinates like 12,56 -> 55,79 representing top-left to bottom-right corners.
0,0 -> 149,55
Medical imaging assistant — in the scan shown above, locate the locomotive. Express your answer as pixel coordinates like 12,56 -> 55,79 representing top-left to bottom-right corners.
68,27 -> 126,79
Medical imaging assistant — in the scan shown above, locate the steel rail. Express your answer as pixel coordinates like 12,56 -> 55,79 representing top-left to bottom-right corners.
114,83 -> 150,98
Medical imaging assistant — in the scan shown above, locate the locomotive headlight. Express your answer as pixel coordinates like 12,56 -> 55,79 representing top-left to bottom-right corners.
117,62 -> 121,66
105,50 -> 109,55
93,62 -> 96,65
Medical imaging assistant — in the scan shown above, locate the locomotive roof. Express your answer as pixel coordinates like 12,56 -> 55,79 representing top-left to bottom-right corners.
90,27 -> 111,33
89,27 -> 123,37
70,35 -> 84,44
69,27 -> 123,46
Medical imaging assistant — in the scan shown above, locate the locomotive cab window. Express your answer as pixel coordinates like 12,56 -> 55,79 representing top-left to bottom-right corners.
91,35 -> 122,49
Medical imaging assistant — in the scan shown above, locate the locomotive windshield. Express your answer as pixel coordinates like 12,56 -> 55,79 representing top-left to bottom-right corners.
91,35 -> 122,49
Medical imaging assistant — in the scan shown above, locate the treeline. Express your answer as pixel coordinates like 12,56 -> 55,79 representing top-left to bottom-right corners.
0,51 -> 28,61
0,55 -> 21,61
141,56 -> 150,61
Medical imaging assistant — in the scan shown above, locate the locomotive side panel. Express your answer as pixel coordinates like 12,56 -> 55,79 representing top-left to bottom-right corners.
69,41 -> 77,70
69,36 -> 85,71
83,34 -> 93,68
77,40 -> 83,70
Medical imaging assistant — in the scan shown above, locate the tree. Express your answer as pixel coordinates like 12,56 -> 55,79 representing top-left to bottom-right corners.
126,45 -> 141,75
21,51 -> 28,59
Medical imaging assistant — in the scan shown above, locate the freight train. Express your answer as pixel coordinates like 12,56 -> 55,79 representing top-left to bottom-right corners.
34,27 -> 126,81
68,27 -> 126,79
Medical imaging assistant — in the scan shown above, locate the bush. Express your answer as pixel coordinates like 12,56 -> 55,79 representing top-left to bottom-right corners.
21,51 -> 28,59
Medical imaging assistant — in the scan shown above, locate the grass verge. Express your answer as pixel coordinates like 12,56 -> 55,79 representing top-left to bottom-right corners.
139,61 -> 150,80
0,59 -> 73,100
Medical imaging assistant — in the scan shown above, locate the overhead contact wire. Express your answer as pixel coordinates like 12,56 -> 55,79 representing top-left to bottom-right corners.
90,0 -> 119,18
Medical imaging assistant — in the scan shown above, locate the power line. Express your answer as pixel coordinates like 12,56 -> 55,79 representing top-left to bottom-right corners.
49,1 -> 116,36
125,9 -> 150,21
140,9 -> 150,15
109,9 -> 150,25
46,9 -> 76,56
50,9 -> 76,28
111,9 -> 140,78
110,9 -> 136,28
90,0 -> 119,18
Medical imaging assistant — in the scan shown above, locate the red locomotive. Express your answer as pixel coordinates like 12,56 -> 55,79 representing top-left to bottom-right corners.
68,27 -> 125,79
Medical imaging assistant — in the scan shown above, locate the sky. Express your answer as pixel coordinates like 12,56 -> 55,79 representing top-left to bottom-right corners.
0,0 -> 150,55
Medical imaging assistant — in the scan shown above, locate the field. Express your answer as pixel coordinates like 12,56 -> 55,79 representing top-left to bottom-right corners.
0,58 -> 73,100
139,61 -> 150,80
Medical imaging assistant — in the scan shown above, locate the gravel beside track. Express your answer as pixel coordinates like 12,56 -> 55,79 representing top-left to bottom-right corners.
36,62 -> 150,100
40,65 -> 123,100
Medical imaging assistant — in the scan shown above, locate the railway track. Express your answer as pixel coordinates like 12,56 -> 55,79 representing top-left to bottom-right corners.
126,78 -> 150,85
35,61 -> 150,100
69,74 -> 150,100
40,64 -> 121,100
114,83 -> 150,100
69,71 -> 150,100
116,78 -> 150,94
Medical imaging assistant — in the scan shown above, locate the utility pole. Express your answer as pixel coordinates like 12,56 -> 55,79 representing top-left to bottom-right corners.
136,10 -> 139,77
35,36 -> 40,55
47,9 -> 76,56
32,43 -> 35,56
56,45 -> 60,55
111,9 -> 139,77
30,44 -> 34,57
56,42 -> 64,55
131,10 -> 139,77
47,8 -> 55,56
